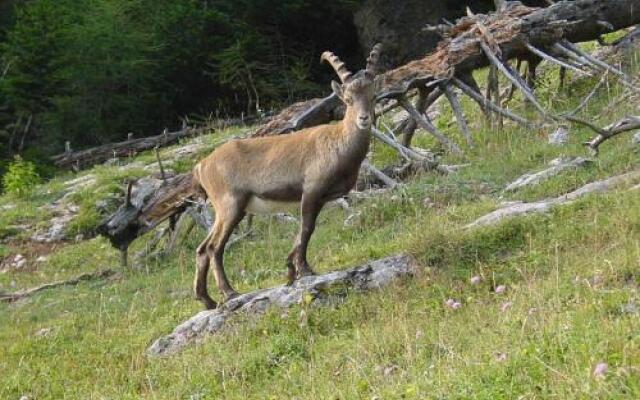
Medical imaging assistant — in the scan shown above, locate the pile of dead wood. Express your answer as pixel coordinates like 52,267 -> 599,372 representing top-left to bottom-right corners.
97,0 -> 640,264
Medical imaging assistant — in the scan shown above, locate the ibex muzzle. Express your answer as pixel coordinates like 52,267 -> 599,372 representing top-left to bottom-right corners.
192,44 -> 383,309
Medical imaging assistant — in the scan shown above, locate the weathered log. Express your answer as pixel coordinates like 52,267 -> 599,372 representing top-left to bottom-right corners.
467,169 -> 640,227
51,111 -> 274,170
51,127 -> 200,170
252,0 -> 640,137
147,254 -> 418,356
503,156 -> 592,192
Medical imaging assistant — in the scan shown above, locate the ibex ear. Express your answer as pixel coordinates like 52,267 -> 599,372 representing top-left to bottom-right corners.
331,80 -> 344,101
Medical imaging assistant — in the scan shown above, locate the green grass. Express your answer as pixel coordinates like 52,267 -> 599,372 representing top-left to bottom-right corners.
1,45 -> 640,399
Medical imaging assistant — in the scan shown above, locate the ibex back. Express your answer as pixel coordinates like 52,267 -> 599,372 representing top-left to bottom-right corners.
192,44 -> 383,309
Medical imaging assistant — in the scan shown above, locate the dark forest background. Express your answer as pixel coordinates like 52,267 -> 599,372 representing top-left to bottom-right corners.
0,0 -> 362,168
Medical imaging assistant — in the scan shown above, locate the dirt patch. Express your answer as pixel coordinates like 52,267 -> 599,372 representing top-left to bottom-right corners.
0,241 -> 66,274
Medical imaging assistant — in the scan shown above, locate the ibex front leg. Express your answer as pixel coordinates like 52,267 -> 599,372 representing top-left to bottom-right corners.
288,193 -> 322,281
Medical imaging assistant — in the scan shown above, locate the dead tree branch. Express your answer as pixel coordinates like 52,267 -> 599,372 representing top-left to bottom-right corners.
0,269 -> 117,303
569,116 -> 640,155
442,84 -> 474,146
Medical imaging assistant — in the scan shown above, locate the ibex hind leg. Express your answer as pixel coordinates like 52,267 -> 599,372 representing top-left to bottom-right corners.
194,228 -> 218,310
208,196 -> 247,303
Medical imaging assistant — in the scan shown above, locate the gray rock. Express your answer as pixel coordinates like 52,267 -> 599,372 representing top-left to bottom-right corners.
31,203 -> 79,243
148,254 -> 417,356
548,127 -> 570,145
632,132 -> 640,145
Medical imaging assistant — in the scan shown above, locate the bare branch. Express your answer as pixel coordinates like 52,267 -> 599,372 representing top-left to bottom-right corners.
524,43 -> 591,76
155,146 -> 167,182
399,97 -> 463,155
581,116 -> 640,155
371,127 -> 436,163
452,77 -> 535,128
0,269 -> 117,303
442,84 -> 474,146
125,181 -> 134,207
560,40 -> 625,76
362,159 -> 398,189
566,71 -> 609,116
564,115 -> 606,135
479,41 -> 549,118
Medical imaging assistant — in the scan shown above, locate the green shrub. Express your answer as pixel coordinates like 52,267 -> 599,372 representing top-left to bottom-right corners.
2,155 -> 41,196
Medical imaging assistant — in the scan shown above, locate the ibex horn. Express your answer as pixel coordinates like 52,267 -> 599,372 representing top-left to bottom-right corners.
366,43 -> 383,76
321,51 -> 353,83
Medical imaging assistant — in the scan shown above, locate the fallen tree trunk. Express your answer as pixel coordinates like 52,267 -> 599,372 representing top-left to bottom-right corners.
51,112 -> 272,171
51,127 -> 201,170
253,0 -> 640,138
147,254 -> 418,356
467,169 -> 640,227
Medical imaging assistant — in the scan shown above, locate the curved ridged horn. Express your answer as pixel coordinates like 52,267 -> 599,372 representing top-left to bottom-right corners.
320,51 -> 353,83
365,43 -> 383,76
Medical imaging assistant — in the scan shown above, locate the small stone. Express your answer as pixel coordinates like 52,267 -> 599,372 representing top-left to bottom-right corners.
548,126 -> 569,145
422,197 -> 435,208
383,365 -> 398,376
343,211 -> 362,227
621,302 -> 639,315
36,256 -> 47,263
632,132 -> 640,145
15,259 -> 27,269
14,254 -> 24,262
75,234 -> 85,242
470,275 -> 482,285
10,280 -> 16,288
445,298 -> 462,309
495,352 -> 508,362
593,362 -> 608,378
35,327 -> 53,337
495,285 -> 507,294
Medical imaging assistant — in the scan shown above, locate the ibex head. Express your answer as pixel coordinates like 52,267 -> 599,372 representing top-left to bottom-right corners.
321,43 -> 383,130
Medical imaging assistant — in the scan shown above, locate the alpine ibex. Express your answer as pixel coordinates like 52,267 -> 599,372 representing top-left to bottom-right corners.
192,44 -> 383,309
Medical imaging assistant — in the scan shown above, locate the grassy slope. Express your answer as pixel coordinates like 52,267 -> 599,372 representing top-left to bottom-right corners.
1,45 -> 639,399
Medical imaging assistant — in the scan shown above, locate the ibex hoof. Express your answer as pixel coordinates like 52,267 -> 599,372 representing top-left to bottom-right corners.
222,291 -> 240,303
297,269 -> 317,279
201,297 -> 218,310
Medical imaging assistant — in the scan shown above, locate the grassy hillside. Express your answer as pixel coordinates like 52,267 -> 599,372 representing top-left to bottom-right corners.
1,45 -> 639,399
